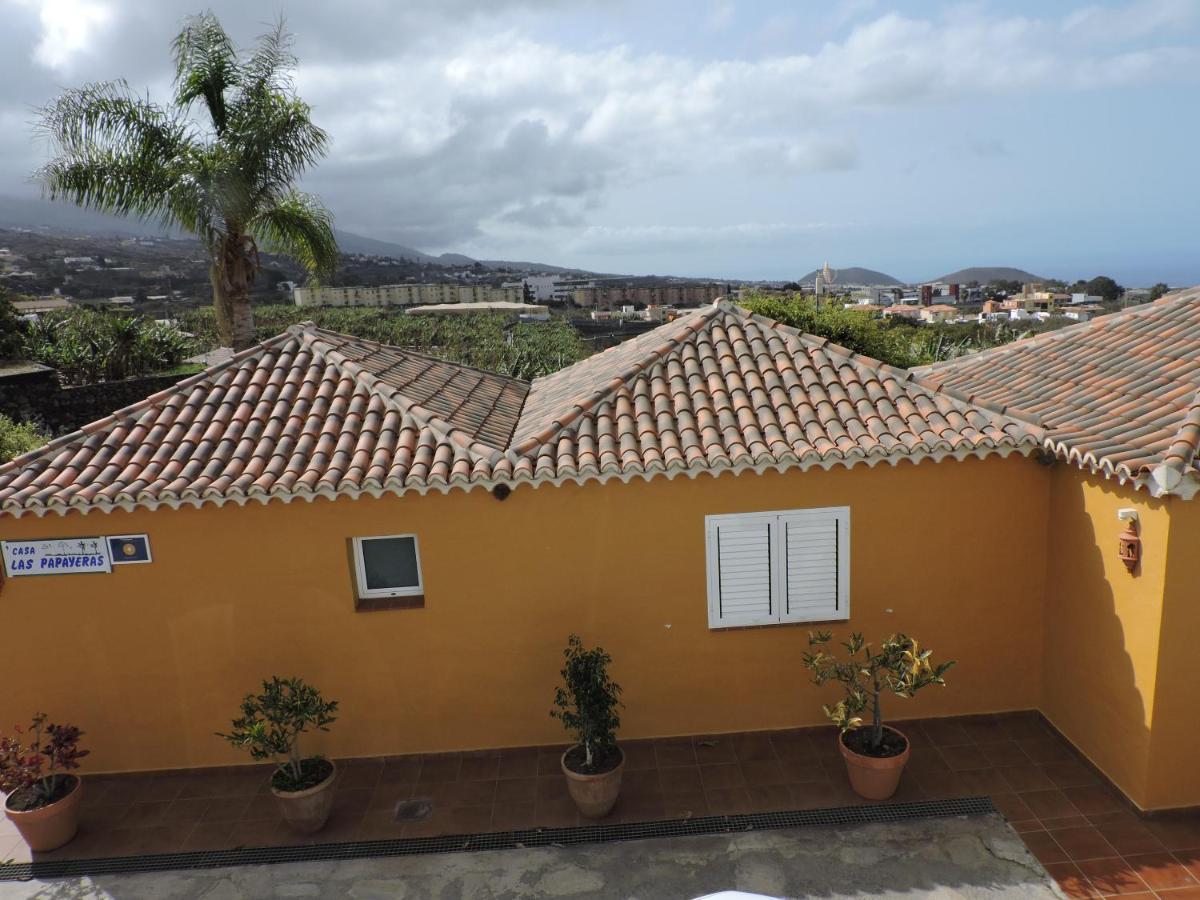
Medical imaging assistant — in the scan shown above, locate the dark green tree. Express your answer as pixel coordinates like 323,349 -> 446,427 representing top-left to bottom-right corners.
0,415 -> 49,464
551,635 -> 623,773
1147,282 -> 1171,302
218,676 -> 338,789
0,287 -> 27,359
1078,276 -> 1123,303
35,12 -> 339,350
803,632 -> 954,755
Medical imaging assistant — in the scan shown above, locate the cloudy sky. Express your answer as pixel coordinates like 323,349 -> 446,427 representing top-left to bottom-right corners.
2,0 -> 1198,284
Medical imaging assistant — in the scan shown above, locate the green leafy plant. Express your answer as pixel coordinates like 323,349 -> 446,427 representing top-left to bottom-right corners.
0,713 -> 89,812
217,676 -> 338,791
740,291 -> 1066,368
0,289 -> 27,358
802,632 -> 954,757
551,635 -> 623,774
21,308 -> 195,385
0,415 -> 48,464
178,305 -> 588,380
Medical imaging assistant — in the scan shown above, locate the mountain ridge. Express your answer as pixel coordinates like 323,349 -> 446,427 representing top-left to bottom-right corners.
0,195 -> 587,274
798,266 -> 902,286
936,266 -> 1046,284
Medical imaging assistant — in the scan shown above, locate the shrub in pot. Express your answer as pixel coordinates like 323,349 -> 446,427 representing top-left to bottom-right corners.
0,714 -> 89,852
551,634 -> 624,818
218,676 -> 339,833
803,632 -> 953,800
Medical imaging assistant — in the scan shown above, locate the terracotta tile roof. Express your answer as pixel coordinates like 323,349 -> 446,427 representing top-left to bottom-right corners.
313,330 -> 528,450
913,288 -> 1200,498
0,305 -> 1043,517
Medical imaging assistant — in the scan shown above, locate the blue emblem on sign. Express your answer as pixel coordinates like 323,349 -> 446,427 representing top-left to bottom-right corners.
107,534 -> 152,565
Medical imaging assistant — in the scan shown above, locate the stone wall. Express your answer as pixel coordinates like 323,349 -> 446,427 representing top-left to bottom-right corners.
0,369 -> 190,435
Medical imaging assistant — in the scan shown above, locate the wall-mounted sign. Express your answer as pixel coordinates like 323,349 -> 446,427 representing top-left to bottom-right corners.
107,534 -> 152,565
1,537 -> 112,576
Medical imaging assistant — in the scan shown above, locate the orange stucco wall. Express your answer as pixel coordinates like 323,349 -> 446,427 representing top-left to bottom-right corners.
1145,495 -> 1200,810
0,454 -> 1050,774
1040,467 -> 1172,809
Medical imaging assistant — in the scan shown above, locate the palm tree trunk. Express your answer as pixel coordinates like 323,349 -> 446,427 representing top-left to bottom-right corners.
210,233 -> 259,350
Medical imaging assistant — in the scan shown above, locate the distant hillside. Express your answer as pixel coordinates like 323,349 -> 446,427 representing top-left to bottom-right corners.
936,266 -> 1045,284
478,259 -> 588,274
0,196 -> 589,274
332,229 -> 462,266
799,266 -> 902,286
0,194 -> 178,238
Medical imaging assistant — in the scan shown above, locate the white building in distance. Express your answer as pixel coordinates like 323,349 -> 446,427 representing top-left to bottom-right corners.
293,283 -> 523,308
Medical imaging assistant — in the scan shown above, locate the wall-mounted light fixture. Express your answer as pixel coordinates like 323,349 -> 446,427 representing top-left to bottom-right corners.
1117,508 -> 1140,574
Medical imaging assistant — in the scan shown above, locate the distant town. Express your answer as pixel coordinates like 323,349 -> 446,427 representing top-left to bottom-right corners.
0,227 -> 1168,334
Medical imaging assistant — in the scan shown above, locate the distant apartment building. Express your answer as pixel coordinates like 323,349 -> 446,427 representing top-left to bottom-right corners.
514,275 -> 565,302
12,297 -> 72,315
882,304 -> 922,320
293,283 -> 523,308
408,301 -> 550,321
73,296 -> 135,309
1063,305 -> 1103,322
919,282 -> 961,306
573,282 -> 724,308
849,287 -> 896,304
1004,292 -> 1067,314
919,304 -> 959,324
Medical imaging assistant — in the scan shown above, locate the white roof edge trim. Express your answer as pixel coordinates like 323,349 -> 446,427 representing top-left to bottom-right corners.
0,443 -> 1038,519
1043,437 -> 1197,499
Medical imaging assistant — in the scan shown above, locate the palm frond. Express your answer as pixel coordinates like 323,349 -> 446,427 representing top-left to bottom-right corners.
229,93 -> 330,199
35,82 -> 213,240
173,11 -> 238,133
37,147 -> 185,233
224,17 -> 327,194
36,80 -> 189,159
241,17 -> 295,98
248,191 -> 339,278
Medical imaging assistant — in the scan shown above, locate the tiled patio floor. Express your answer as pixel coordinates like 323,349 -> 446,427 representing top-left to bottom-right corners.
3,712 -> 1199,898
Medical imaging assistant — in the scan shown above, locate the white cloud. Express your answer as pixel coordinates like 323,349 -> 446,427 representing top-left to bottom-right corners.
16,0 -> 114,71
293,2 -> 1198,249
3,0 -> 1198,261
563,222 -> 852,255
1062,0 -> 1198,43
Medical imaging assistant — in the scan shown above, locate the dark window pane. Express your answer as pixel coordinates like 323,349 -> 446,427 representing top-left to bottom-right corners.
361,537 -> 420,591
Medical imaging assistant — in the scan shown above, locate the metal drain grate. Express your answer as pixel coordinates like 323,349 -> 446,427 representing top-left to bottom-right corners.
0,796 -> 995,882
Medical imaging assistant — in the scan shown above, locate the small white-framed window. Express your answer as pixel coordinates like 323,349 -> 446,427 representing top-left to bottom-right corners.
705,506 -> 849,629
352,534 -> 424,599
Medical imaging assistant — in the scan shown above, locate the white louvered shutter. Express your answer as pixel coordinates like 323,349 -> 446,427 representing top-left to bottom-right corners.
706,514 -> 777,628
779,508 -> 849,623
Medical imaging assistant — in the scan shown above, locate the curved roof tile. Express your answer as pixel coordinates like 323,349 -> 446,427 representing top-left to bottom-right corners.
914,288 -> 1200,497
0,304 -> 1043,517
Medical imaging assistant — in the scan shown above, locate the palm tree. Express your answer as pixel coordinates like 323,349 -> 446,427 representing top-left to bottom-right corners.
35,13 -> 338,349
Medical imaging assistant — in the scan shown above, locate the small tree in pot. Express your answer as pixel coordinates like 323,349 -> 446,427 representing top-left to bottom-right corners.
218,676 -> 339,833
0,714 -> 89,852
803,632 -> 953,800
551,634 -> 624,817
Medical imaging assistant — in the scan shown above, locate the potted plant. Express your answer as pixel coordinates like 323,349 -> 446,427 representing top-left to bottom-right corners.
218,676 -> 339,833
551,634 -> 624,818
0,714 -> 89,852
803,632 -> 953,800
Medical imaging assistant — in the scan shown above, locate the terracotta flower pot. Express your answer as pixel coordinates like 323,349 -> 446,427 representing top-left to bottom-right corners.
271,760 -> 337,833
561,746 -> 624,818
5,775 -> 83,853
839,725 -> 910,801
